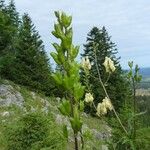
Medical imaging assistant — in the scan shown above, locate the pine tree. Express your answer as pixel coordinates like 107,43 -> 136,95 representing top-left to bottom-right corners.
0,0 -> 5,10
81,26 -> 130,112
11,13 -> 54,95
6,0 -> 19,27
0,0 -> 19,53
0,0 -> 19,79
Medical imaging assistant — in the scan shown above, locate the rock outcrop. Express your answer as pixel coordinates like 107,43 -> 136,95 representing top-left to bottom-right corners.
0,84 -> 24,107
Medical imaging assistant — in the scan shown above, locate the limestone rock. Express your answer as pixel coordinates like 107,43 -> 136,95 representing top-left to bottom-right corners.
0,84 -> 24,107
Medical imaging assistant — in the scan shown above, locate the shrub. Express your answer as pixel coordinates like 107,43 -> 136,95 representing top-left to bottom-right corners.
4,112 -> 66,150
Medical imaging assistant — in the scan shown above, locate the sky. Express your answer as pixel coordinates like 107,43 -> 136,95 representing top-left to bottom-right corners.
9,0 -> 150,68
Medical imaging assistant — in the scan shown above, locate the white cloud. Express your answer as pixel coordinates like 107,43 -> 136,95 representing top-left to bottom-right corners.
12,0 -> 150,68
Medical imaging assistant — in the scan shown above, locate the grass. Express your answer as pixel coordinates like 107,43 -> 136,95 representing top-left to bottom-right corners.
0,79 -> 108,149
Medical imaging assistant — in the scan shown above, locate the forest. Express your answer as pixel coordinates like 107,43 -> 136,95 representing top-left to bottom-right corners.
0,0 -> 150,150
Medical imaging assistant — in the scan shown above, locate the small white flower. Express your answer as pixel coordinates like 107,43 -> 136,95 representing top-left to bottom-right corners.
84,93 -> 94,103
96,102 -> 107,116
96,97 -> 113,116
103,57 -> 116,73
81,56 -> 91,71
102,97 -> 113,111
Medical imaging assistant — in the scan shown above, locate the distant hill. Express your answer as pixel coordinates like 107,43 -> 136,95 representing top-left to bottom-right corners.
139,68 -> 150,78
139,68 -> 150,89
124,67 -> 150,78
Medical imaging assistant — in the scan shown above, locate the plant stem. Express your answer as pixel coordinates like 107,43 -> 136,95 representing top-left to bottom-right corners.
94,46 -> 128,135
74,133 -> 79,150
132,77 -> 136,139
80,130 -> 84,149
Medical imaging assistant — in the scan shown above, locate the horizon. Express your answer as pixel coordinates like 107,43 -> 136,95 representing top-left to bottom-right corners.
6,0 -> 150,69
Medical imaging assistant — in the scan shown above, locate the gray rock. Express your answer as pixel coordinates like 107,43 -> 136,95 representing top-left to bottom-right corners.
91,128 -> 111,140
0,84 -> 24,107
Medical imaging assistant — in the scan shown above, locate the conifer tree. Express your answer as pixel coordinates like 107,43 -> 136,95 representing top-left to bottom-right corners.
6,0 -> 19,27
0,0 -> 18,77
0,0 -> 5,10
81,27 -> 130,112
11,13 -> 54,95
0,0 -> 19,53
5,0 -> 19,55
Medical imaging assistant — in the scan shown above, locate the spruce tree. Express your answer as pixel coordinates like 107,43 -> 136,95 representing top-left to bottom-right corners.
6,0 -> 19,27
11,13 -> 54,95
0,0 -> 19,53
81,26 -> 130,112
0,0 -> 5,10
0,0 -> 18,77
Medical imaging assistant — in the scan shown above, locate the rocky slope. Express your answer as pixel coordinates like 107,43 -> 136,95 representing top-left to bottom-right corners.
0,79 -> 110,150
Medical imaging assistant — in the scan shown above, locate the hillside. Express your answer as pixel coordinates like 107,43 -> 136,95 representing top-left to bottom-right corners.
0,79 -> 110,150
139,67 -> 150,78
138,68 -> 150,89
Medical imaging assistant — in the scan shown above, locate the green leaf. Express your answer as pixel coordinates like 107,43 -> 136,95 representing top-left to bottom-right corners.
58,99 -> 71,116
128,61 -> 133,68
73,83 -> 85,100
135,64 -> 139,73
54,23 -> 64,39
127,70 -> 132,78
70,106 -> 83,133
61,12 -> 72,28
63,75 -> 75,90
54,11 -> 60,19
58,52 -> 66,64
68,62 -> 80,76
50,52 -> 61,65
52,43 -> 61,53
62,124 -> 69,140
79,101 -> 84,112
52,72 -> 63,85
71,45 -> 79,59
51,30 -> 60,39
62,28 -> 73,50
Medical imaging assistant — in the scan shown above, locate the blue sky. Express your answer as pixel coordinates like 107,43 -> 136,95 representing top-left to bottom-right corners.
11,0 -> 150,68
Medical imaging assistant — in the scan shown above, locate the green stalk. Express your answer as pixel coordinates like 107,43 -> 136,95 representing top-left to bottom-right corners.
93,44 -> 128,135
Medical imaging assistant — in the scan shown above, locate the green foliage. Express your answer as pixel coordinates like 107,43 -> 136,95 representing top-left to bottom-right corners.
108,121 -> 150,150
9,13 -> 54,95
108,62 -> 149,150
136,95 -> 150,127
51,11 -> 85,149
0,0 -> 18,52
4,112 -> 66,150
0,1 -> 55,96
0,0 -> 19,78
58,98 -> 71,116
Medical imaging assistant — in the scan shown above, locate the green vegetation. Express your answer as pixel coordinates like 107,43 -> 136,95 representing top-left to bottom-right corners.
0,1 -> 150,150
81,27 -> 130,113
0,80 -> 109,150
51,11 -> 85,150
0,0 -> 55,96
4,112 -> 66,150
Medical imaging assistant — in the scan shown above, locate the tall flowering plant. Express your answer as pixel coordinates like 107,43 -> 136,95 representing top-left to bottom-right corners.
82,43 -> 128,134
51,11 -> 85,150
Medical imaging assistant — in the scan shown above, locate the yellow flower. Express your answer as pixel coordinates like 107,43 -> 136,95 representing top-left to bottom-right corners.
96,97 -> 113,116
103,57 -> 116,73
96,102 -> 107,116
84,93 -> 94,103
102,97 -> 113,111
81,56 -> 91,71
